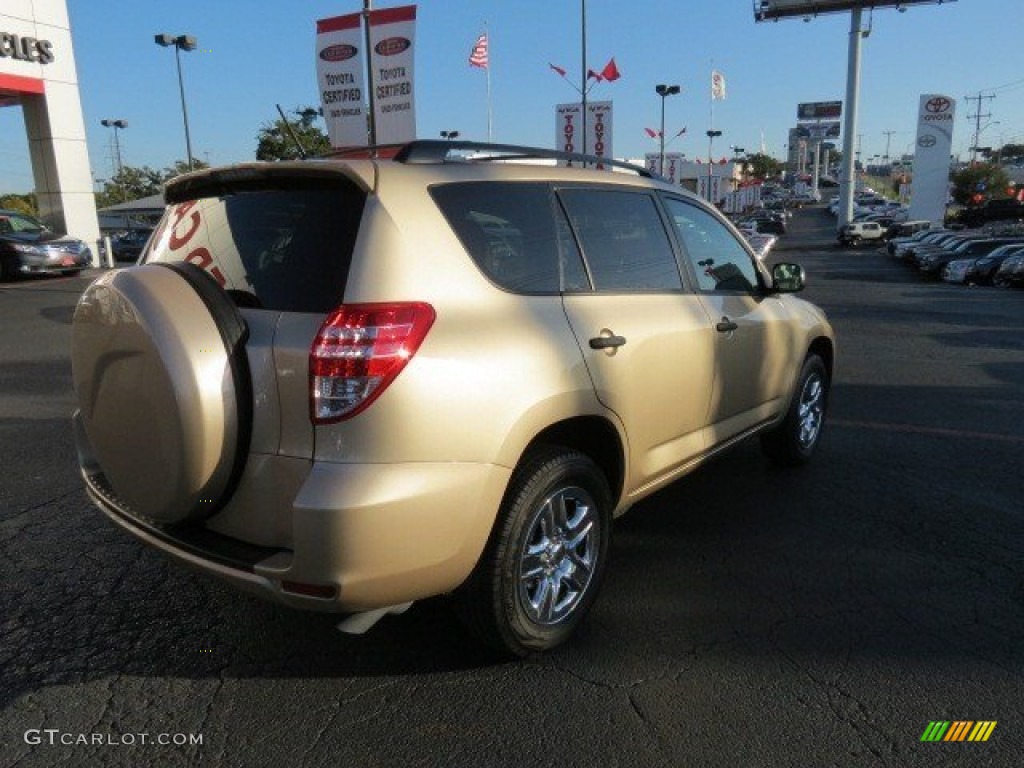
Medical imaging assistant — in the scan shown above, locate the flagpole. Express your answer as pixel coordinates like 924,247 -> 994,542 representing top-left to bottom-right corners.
485,24 -> 492,142
363,0 -> 376,146
580,0 -> 587,164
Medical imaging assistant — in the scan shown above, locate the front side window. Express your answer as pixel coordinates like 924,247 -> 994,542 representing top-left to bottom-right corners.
663,197 -> 760,293
558,188 -> 682,292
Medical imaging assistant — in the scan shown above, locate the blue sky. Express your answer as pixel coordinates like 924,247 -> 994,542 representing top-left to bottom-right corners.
1,0 -> 1022,194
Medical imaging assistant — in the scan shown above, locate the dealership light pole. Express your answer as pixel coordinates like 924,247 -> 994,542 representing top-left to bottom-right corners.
100,119 -> 127,176
440,130 -> 460,141
655,84 -> 680,175
154,33 -> 198,170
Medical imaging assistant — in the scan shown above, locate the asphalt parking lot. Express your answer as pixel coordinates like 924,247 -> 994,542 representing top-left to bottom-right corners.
2,209 -> 1023,768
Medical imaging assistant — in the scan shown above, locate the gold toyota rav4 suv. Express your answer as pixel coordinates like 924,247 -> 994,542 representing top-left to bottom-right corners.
71,142 -> 834,656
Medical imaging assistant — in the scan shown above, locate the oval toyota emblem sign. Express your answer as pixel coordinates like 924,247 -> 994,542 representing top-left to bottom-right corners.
320,44 -> 358,62
925,97 -> 952,114
918,134 -> 937,148
375,37 -> 410,56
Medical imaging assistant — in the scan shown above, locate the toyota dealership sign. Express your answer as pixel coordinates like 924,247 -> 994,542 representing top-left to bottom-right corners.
908,93 -> 956,225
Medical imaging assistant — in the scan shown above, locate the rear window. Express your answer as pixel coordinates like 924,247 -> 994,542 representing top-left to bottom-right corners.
145,185 -> 365,313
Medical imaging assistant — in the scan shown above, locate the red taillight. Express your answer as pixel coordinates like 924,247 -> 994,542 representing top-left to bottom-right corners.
309,302 -> 435,424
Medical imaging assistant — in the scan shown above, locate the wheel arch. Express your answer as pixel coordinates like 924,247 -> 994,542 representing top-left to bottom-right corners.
519,416 -> 626,510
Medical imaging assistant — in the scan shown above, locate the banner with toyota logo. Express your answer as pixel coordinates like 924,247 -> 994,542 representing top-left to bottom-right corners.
555,101 -> 613,169
316,13 -> 367,148
909,93 -> 956,225
369,5 -> 417,145
315,4 -> 417,148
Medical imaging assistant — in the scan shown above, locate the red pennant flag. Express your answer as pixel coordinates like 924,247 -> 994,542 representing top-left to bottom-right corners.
549,62 -> 567,77
587,69 -> 603,82
644,127 -> 660,138
600,57 -> 621,82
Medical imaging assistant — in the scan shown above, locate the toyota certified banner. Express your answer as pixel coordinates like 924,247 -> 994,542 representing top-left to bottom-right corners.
555,101 -> 613,168
908,93 -> 956,225
316,13 -> 367,148
369,5 -> 417,145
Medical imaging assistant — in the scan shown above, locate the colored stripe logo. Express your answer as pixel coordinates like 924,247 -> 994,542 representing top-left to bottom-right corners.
920,721 -> 997,742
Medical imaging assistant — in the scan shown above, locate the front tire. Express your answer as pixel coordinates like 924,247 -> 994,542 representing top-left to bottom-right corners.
453,447 -> 612,656
761,355 -> 830,466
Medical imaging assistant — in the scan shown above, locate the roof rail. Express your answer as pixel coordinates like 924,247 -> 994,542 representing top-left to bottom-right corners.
326,140 -> 658,179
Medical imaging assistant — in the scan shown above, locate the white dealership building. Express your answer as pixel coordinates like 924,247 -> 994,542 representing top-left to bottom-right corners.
1,0 -> 99,254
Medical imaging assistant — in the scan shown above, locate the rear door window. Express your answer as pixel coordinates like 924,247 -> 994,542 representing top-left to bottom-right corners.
145,183 -> 365,313
430,182 -> 589,293
557,188 -> 682,292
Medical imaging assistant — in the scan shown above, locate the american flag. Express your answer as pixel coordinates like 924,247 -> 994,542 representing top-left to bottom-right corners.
468,33 -> 488,68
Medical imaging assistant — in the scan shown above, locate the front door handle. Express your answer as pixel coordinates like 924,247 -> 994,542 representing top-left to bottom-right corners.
589,334 -> 627,350
716,317 -> 738,333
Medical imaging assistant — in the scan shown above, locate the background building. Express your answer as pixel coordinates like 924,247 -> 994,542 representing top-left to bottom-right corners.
1,0 -> 99,255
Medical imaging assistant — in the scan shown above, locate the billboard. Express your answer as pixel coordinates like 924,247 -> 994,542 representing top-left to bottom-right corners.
755,1 -> 955,22
797,101 -> 842,121
555,101 -> 613,168
795,122 -> 841,139
908,93 -> 956,225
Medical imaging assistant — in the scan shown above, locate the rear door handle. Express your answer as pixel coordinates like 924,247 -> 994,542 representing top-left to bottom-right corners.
589,335 -> 627,349
716,318 -> 738,333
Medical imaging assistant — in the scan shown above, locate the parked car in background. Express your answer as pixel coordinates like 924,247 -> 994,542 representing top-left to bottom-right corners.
964,243 -> 1024,285
918,238 -> 1024,277
70,140 -> 835,656
886,220 -> 932,240
838,220 -> 885,246
994,252 -> 1024,287
958,198 -> 1024,228
0,209 -> 92,280
111,228 -> 155,262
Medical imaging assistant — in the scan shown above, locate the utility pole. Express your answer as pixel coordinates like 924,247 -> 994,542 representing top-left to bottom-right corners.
882,129 -> 896,162
965,91 -> 995,164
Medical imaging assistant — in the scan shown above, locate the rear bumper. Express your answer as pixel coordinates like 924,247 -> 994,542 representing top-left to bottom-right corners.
83,454 -> 511,613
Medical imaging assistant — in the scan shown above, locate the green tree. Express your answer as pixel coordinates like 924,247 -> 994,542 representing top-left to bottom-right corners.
95,159 -> 209,209
0,193 -> 37,216
743,152 -> 781,181
256,106 -> 331,161
950,163 -> 1011,206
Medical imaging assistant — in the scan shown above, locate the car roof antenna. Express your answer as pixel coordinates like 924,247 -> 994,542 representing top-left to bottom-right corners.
275,104 -> 308,160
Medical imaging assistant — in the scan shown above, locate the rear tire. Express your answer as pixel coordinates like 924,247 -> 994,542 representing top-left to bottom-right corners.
453,446 -> 612,656
761,355 -> 830,467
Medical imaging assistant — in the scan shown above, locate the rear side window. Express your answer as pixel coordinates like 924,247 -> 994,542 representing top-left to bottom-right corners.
145,185 -> 365,313
557,188 -> 682,292
430,182 -> 588,293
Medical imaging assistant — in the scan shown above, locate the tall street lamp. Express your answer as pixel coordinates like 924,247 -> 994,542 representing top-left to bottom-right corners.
440,130 -> 460,141
100,119 -> 128,176
154,33 -> 198,170
655,84 -> 680,175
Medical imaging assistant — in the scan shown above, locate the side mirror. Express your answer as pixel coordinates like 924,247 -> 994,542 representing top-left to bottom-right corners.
772,262 -> 805,293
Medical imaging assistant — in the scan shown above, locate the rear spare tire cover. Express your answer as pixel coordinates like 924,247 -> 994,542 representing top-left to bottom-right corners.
71,263 -> 251,525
